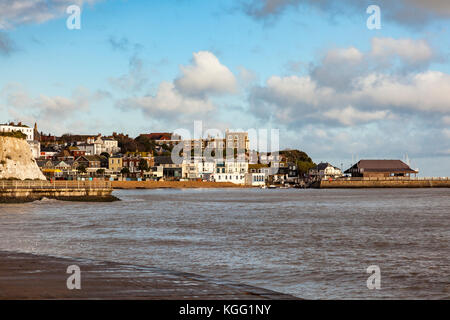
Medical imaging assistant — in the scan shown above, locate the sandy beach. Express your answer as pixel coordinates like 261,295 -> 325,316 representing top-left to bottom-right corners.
111,181 -> 246,189
0,251 -> 296,300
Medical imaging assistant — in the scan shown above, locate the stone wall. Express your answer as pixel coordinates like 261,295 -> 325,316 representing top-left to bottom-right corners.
0,187 -> 117,203
318,179 -> 450,188
0,136 -> 46,181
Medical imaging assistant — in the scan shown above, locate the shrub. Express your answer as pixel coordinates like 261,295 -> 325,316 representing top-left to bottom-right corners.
0,131 -> 27,140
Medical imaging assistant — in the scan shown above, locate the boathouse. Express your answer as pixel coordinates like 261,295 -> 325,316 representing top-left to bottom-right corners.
344,160 -> 418,178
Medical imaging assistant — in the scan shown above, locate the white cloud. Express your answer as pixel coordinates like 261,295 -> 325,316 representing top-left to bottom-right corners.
324,106 -> 389,126
0,0 -> 102,30
117,81 -> 214,118
1,83 -> 109,121
323,47 -> 364,65
241,0 -> 450,28
370,37 -> 434,65
175,51 -> 237,97
356,71 -> 450,113
250,70 -> 450,128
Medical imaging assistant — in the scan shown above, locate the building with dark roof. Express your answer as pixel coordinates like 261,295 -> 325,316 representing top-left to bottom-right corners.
344,160 -> 418,178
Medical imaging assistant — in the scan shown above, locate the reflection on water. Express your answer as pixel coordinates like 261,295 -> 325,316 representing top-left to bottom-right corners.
0,188 -> 449,299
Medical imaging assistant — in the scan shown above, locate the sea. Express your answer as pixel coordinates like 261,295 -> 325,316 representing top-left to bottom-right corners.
0,188 -> 449,299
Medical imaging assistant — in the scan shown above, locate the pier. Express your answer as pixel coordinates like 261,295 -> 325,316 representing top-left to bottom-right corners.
0,180 -> 118,203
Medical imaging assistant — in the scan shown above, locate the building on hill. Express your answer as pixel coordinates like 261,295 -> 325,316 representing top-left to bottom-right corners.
0,122 -> 34,141
141,132 -> 181,146
344,160 -> 418,178
225,130 -> 249,150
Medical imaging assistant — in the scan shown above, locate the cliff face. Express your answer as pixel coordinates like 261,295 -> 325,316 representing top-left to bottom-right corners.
0,136 -> 46,181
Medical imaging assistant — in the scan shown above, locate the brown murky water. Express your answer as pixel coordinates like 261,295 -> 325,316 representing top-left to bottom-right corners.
0,188 -> 449,299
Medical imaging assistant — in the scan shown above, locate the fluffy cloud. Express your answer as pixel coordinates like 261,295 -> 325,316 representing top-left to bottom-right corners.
117,51 -> 237,122
323,106 -> 389,126
117,82 -> 214,118
1,83 -> 109,121
370,37 -> 434,66
0,0 -> 102,29
251,70 -> 450,127
241,0 -> 450,28
175,51 -> 237,97
310,38 -> 436,92
250,37 -> 450,129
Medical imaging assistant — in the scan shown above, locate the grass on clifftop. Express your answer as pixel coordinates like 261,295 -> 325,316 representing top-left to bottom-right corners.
0,131 -> 27,139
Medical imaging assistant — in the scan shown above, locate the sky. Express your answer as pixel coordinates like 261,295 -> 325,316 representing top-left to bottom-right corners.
0,0 -> 450,176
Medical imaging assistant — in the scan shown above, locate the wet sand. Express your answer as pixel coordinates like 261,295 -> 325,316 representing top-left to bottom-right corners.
111,181 -> 246,189
0,251 -> 297,300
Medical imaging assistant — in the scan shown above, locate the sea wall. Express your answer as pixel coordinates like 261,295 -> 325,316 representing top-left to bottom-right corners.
317,179 -> 450,188
0,187 -> 117,203
0,136 -> 46,180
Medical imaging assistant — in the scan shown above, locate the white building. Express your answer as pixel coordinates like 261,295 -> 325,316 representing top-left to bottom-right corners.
309,162 -> 343,180
245,173 -> 266,186
211,159 -> 248,184
0,122 -> 41,158
0,123 -> 34,141
77,136 -> 120,155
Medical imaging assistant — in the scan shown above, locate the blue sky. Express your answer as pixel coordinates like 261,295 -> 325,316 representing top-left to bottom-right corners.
1,0 -> 450,175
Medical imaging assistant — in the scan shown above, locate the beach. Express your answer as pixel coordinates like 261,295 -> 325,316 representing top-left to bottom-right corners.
0,250 -> 296,300
111,180 -> 245,189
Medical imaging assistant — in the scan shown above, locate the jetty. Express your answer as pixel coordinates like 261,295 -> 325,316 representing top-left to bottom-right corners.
0,180 -> 118,203
311,177 -> 450,188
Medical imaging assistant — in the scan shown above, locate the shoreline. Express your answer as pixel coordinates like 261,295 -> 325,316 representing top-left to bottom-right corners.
111,180 -> 248,189
0,250 -> 298,300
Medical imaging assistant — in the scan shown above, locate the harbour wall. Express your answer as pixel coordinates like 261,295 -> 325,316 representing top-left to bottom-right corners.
0,181 -> 118,203
315,178 -> 450,189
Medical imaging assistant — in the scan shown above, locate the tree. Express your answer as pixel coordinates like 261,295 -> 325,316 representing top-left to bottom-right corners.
296,160 -> 316,176
120,167 -> 130,176
138,159 -> 149,178
100,152 -> 110,158
77,165 -> 87,174
96,168 -> 105,175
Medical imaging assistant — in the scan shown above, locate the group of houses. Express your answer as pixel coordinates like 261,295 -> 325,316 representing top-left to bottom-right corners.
1,121 -> 419,185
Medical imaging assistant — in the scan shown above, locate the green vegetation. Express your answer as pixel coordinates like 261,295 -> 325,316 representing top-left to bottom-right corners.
77,165 -> 87,173
279,149 -> 316,175
138,159 -> 149,172
120,167 -> 130,175
96,168 -> 106,175
0,131 -> 27,140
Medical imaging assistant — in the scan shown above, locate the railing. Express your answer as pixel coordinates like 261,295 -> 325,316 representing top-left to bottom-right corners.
0,180 -> 112,190
330,177 -> 449,181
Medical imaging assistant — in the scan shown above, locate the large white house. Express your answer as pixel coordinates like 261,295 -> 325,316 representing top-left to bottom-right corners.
211,159 -> 248,184
0,122 -> 34,141
0,122 -> 41,158
309,162 -> 343,180
77,135 -> 120,155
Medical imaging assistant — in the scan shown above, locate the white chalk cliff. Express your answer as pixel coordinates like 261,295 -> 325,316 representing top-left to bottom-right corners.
0,136 -> 46,181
